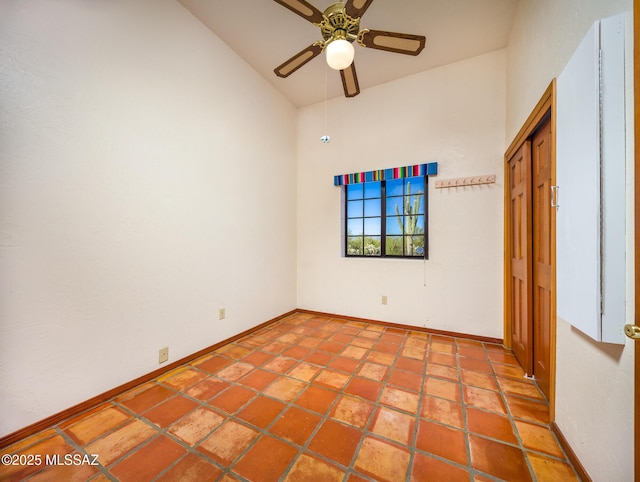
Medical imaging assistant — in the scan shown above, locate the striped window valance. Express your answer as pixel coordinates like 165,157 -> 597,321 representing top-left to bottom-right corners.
333,162 -> 438,186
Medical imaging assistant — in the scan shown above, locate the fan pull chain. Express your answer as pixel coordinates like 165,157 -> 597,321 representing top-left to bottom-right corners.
321,62 -> 331,143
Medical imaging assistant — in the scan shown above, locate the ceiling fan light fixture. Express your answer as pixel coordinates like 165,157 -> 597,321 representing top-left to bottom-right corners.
325,37 -> 354,70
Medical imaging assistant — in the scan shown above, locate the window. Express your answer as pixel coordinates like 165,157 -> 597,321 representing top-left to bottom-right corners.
345,175 -> 427,258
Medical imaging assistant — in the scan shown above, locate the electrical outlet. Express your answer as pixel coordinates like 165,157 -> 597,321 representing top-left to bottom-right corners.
218,308 -> 226,320
158,347 -> 169,364
381,295 -> 388,305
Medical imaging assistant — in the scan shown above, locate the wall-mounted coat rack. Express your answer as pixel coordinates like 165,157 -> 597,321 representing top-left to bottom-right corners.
434,174 -> 496,189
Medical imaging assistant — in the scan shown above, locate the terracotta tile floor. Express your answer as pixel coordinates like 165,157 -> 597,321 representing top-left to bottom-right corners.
0,313 -> 581,481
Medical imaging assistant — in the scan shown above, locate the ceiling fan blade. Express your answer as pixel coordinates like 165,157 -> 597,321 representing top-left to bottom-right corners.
359,29 -> 426,55
340,62 -> 360,98
273,0 -> 324,24
274,43 -> 323,78
345,0 -> 375,18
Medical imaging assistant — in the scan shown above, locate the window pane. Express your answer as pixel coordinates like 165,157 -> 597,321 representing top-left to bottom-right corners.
408,195 -> 424,215
386,196 -> 403,216
347,218 -> 363,236
386,216 -> 403,235
363,182 -> 381,199
364,199 -> 381,217
347,236 -> 363,255
347,184 -> 363,200
347,200 -> 363,218
387,179 -> 403,197
405,215 -> 424,234
386,236 -> 403,255
364,217 -> 381,236
363,237 -> 381,256
411,236 -> 425,257
405,176 -> 424,195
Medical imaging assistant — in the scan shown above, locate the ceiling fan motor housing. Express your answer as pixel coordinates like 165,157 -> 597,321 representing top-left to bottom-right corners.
320,3 -> 360,44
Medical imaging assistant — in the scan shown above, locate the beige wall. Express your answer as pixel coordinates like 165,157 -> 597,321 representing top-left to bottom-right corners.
296,50 -> 507,339
507,1 -> 634,480
0,0 -> 297,437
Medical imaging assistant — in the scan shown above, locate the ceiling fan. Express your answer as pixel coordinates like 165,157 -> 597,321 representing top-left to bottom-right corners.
273,0 -> 426,98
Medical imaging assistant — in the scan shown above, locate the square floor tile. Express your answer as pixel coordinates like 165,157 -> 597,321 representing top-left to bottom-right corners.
366,351 -> 396,365
86,420 -> 157,466
492,362 -> 527,380
466,407 -> 518,444
216,362 -> 254,382
461,371 -> 499,391
288,362 -> 320,382
269,406 -> 322,446
459,357 -> 493,374
283,345 -> 311,360
463,386 -> 507,414
264,356 -> 297,373
457,346 -> 487,360
388,369 -> 423,392
241,350 -> 273,367
64,405 -> 131,445
331,395 -> 374,429
209,385 -> 255,414
295,385 -> 339,415
341,346 -> 368,359
416,419 -> 468,466
308,419 -> 363,466
168,406 -> 224,446
158,367 -> 207,391
263,377 -> 306,402
395,357 -> 426,374
420,396 -> 463,429
120,384 -> 175,414
379,386 -> 419,413
156,453 -> 222,481
371,407 -> 414,445
354,436 -> 410,482
428,352 -> 457,367
424,377 -> 461,402
184,376 -> 230,401
505,395 -> 549,424
411,452 -> 470,482
329,356 -> 360,373
514,420 -> 565,458
110,435 -> 185,482
469,434 -> 532,481
528,452 -> 580,481
198,420 -> 259,465
401,346 -> 426,360
345,377 -> 382,402
284,453 -> 345,481
193,355 -> 233,374
144,395 -> 199,428
237,368 -> 279,391
487,350 -> 520,365
233,435 -> 298,482
426,363 -> 459,381
358,362 -> 388,381
237,395 -> 287,429
314,369 -> 350,390
497,377 -> 544,400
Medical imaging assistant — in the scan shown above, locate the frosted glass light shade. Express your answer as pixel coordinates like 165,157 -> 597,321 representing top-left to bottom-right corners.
326,39 -> 354,70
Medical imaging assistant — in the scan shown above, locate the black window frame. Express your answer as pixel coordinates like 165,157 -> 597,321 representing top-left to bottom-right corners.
344,175 -> 429,259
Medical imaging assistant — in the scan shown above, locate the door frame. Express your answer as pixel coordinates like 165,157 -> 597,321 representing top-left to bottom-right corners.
503,81 -> 557,421
633,0 -> 639,477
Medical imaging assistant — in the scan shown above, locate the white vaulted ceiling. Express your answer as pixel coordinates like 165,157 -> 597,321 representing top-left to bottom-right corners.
177,0 -> 519,107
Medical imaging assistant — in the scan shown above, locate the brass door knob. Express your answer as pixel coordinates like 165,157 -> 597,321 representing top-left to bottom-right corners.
623,324 -> 640,339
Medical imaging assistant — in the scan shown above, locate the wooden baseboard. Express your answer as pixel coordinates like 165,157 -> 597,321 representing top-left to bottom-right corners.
297,309 -> 504,345
0,309 -> 297,449
551,421 -> 591,482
